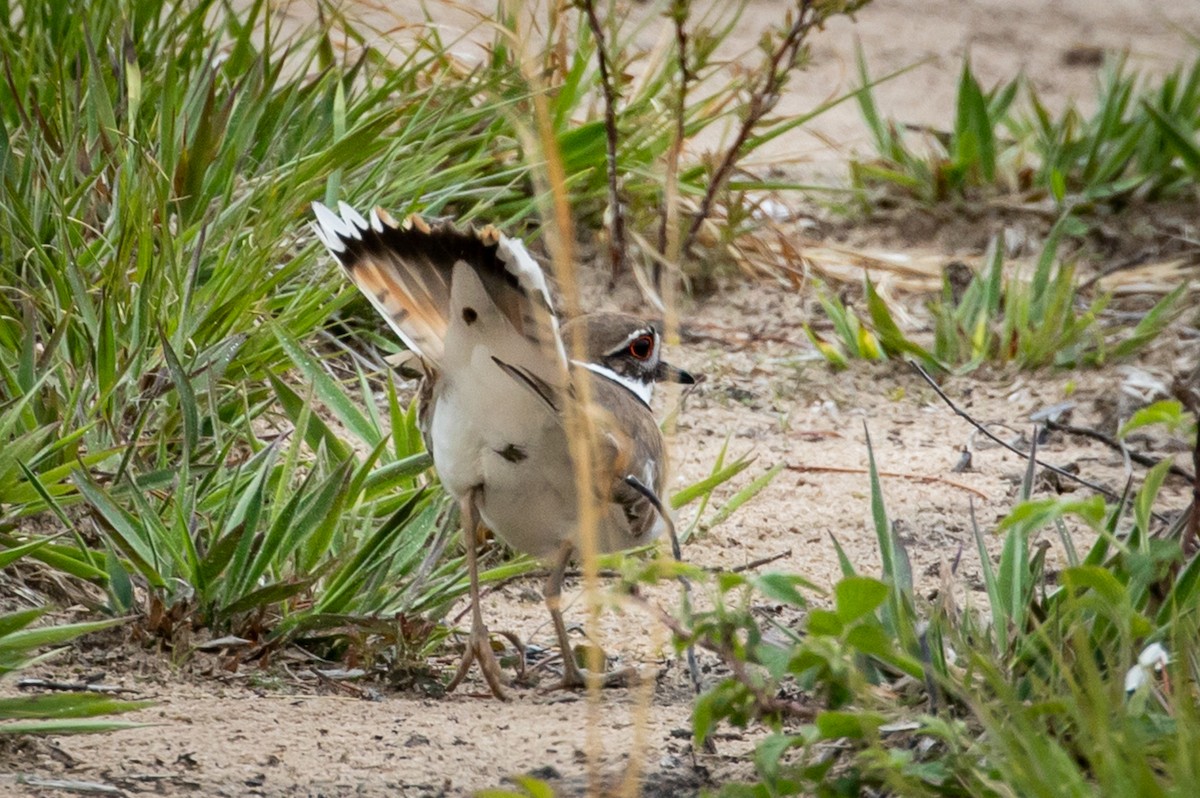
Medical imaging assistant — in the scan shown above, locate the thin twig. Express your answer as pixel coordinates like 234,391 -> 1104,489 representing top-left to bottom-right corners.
1189,422 -> 1199,553
728,549 -> 792,573
17,678 -> 141,696
1044,419 -> 1195,482
910,361 -> 1172,524
682,0 -> 817,255
787,464 -> 991,500
579,0 -> 627,281
655,0 -> 691,288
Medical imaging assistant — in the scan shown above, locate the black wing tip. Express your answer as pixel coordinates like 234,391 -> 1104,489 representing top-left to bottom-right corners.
311,201 -> 518,284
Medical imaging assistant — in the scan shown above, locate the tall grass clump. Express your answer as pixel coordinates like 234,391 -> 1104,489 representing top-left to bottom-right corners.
0,0 -> 553,654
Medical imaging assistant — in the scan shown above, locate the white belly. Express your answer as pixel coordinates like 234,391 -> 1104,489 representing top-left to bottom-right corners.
429,346 -> 579,558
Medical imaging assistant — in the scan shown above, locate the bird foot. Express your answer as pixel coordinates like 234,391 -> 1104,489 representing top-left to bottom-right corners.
544,661 -> 639,692
446,623 -> 509,700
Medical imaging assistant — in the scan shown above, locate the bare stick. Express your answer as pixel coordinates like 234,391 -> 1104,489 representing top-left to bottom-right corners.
728,549 -> 792,573
910,361 -> 1172,524
17,678 -> 140,695
1043,419 -> 1195,482
682,0 -> 817,255
787,464 -> 991,500
655,0 -> 691,288
579,0 -> 627,281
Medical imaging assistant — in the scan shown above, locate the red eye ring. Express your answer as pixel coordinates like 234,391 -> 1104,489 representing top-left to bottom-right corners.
628,335 -> 654,360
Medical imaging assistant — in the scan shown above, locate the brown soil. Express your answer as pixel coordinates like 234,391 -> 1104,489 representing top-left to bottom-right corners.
4,2 -> 1198,797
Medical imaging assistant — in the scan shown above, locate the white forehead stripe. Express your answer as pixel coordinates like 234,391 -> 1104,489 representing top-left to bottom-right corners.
576,360 -> 653,406
610,327 -> 657,355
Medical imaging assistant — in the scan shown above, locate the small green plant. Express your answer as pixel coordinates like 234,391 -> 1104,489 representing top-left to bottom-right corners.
852,47 -> 1200,207
853,52 -> 1020,203
670,420 -> 1200,795
803,281 -> 885,369
807,220 -> 1187,372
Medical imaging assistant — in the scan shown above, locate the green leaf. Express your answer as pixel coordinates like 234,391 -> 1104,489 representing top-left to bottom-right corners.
0,537 -> 57,569
268,373 -> 353,462
1118,400 -> 1192,440
807,609 -> 843,637
72,473 -> 167,588
754,732 -> 798,783
0,617 -> 126,653
1062,565 -> 1127,606
835,576 -> 889,624
1000,496 -> 1108,535
670,456 -> 753,509
692,687 -> 718,747
1142,99 -> 1200,177
865,278 -> 940,369
752,573 -> 812,607
815,710 -> 884,740
0,608 -> 47,639
0,693 -> 151,720
703,463 -> 784,531
105,545 -> 135,614
0,719 -> 149,735
221,576 -> 320,618
273,325 -> 380,448
843,623 -> 895,661
159,328 -> 199,458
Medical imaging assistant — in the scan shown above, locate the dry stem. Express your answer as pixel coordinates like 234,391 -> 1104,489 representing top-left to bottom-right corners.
578,0 -> 627,281
682,0 -> 818,255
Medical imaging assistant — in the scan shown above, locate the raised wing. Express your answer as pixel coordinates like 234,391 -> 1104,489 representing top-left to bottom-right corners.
311,201 -> 565,380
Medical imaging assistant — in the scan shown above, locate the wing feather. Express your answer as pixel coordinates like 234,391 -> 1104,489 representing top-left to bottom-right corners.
310,201 -> 564,374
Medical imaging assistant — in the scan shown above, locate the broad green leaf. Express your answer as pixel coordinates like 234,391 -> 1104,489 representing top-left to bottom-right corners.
835,576 -> 889,624
752,573 -> 812,608
815,710 -> 885,740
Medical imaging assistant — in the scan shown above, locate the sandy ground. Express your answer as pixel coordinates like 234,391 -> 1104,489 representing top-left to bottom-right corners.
4,1 -> 1199,796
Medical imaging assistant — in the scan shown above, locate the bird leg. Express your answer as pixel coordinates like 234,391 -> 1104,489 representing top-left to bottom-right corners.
446,490 -> 508,700
544,540 -> 635,690
545,540 -> 587,689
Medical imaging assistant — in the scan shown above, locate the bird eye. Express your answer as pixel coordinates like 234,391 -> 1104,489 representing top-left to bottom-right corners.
628,335 -> 654,360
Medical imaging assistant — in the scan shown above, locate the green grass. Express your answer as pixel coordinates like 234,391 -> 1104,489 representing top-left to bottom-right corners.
0,608 -> 151,735
668,408 -> 1199,796
0,0 -> 538,654
852,47 -> 1200,207
805,216 -> 1187,373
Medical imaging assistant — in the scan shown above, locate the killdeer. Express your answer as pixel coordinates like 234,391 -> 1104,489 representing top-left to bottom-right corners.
311,201 -> 695,698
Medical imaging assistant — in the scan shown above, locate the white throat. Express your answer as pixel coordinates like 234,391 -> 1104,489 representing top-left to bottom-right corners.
575,361 -> 653,406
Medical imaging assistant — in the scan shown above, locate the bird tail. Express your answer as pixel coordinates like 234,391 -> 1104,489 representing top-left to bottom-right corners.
310,201 -> 562,372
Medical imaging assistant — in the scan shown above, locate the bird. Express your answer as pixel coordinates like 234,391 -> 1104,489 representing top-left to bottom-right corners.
311,200 -> 695,698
